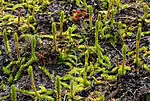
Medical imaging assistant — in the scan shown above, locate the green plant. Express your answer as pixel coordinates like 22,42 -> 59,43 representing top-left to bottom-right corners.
60,11 -> 64,36
52,22 -> 57,51
110,8 -> 115,26
95,20 -> 99,45
32,1 -> 36,20
118,21 -> 123,40
0,81 -> 6,91
58,52 -> 77,69
39,66 -> 54,82
31,35 -> 36,59
14,32 -> 20,61
101,25 -> 110,39
141,5 -> 148,20
11,85 -> 17,101
56,76 -> 61,101
3,29 -> 11,54
70,80 -> 74,100
97,13 -> 102,22
68,27 -> 73,44
99,95 -> 105,101
14,57 -> 37,81
28,66 -> 40,98
135,23 -> 142,67
83,0 -> 87,8
75,0 -> 82,7
107,0 -> 114,18
14,35 -> 38,81
17,87 -> 54,100
0,95 -> 10,101
115,0 -> 121,11
0,0 -> 4,15
83,49 -> 90,86
88,5 -> 93,30
121,43 -> 127,75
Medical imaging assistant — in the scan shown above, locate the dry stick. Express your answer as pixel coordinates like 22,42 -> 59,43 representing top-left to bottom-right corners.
60,11 -> 64,36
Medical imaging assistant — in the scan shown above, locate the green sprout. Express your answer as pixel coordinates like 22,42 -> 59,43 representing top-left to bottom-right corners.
14,32 -> 20,61
32,1 -> 36,20
75,0 -> 82,7
68,27 -> 73,44
52,22 -> 57,51
70,80 -> 74,100
110,8 -> 115,26
14,35 -> 38,81
97,14 -> 103,38
31,35 -> 36,59
115,0 -> 121,11
142,5 -> 148,20
121,43 -> 127,75
135,23 -> 142,67
11,85 -> 17,101
83,0 -> 87,8
83,49 -> 90,86
28,66 -> 40,98
97,13 -> 101,22
107,0 -> 114,18
56,76 -> 61,101
118,21 -> 123,40
88,5 -> 93,30
3,29 -> 11,54
39,66 -> 54,82
60,11 -> 64,36
95,20 -> 99,45
0,0 -> 4,15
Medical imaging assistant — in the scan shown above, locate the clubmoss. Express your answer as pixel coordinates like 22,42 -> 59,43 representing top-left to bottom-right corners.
60,11 -> 64,36
14,32 -> 20,61
52,22 -> 57,51
88,5 -> 93,30
28,66 -> 40,98
56,76 -> 61,101
3,29 -> 11,54
11,85 -> 17,101
121,43 -> 127,75
135,23 -> 142,67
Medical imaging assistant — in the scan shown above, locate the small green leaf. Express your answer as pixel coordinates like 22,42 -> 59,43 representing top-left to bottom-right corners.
143,64 -> 150,72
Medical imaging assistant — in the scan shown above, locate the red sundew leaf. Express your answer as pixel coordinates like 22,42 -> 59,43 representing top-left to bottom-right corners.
76,10 -> 81,14
73,16 -> 80,21
81,11 -> 87,16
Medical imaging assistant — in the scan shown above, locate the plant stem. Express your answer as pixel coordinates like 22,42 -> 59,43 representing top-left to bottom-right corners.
28,66 -> 40,98
11,85 -> 17,101
68,27 -> 73,44
70,80 -> 74,100
88,6 -> 93,30
136,23 -> 142,67
60,11 -> 64,36
3,29 -> 11,54
52,22 -> 57,51
18,8 -> 21,26
56,76 -> 61,101
84,49 -> 89,86
14,32 -> 20,61
122,43 -> 127,75
31,35 -> 36,59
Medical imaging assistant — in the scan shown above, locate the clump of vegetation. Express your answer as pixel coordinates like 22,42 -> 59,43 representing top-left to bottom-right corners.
0,0 -> 149,101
